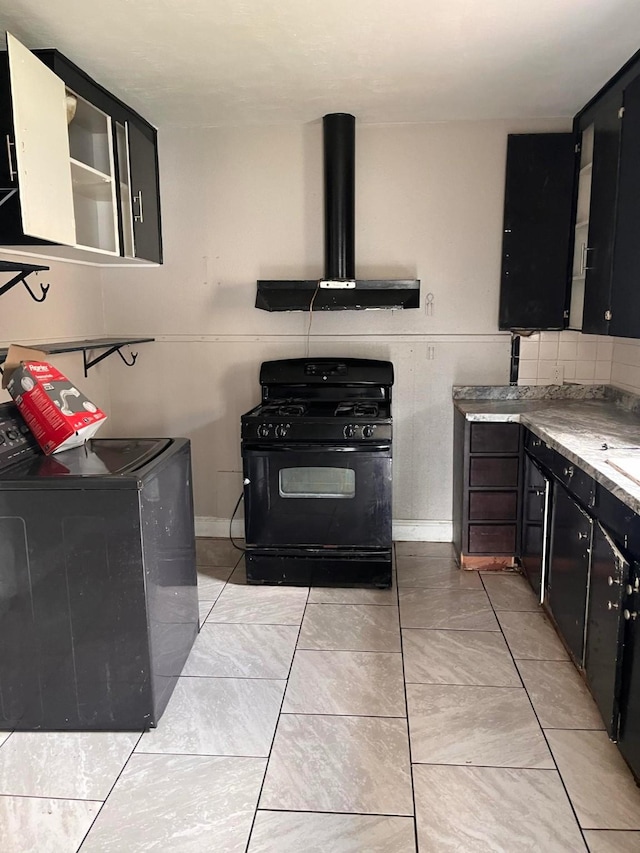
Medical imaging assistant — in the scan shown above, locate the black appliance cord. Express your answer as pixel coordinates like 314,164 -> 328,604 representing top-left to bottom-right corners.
229,491 -> 246,552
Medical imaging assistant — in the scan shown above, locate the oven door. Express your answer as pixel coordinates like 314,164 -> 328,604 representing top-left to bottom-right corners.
243,443 -> 392,549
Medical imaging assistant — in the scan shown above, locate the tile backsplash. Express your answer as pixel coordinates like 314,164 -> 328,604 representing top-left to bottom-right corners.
517,331 -> 613,386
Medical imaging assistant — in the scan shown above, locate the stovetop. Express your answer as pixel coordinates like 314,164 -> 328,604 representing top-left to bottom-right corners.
241,398 -> 392,443
255,400 -> 388,419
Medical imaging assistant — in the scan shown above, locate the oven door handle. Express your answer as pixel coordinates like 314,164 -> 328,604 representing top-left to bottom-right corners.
243,443 -> 391,453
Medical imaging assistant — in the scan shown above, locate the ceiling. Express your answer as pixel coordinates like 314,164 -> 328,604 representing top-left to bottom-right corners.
3,0 -> 640,128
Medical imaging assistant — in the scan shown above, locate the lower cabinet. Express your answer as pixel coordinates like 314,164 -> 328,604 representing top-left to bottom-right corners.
524,427 -> 640,778
584,522 -> 628,738
619,564 -> 640,778
521,452 -> 550,600
452,412 -> 521,569
455,417 -> 640,776
548,482 -> 592,665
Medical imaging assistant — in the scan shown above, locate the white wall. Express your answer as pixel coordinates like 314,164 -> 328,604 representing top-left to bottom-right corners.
100,117 -> 570,536
0,254 -> 112,425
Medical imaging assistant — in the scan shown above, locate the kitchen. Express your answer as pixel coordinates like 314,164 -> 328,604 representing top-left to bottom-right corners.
2,1 -> 640,850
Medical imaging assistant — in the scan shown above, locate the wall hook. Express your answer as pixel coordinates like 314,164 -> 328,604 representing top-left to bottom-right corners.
117,348 -> 138,368
22,274 -> 50,303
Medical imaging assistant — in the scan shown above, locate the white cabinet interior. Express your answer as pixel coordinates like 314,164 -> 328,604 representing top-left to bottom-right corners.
67,93 -> 118,254
568,123 -> 594,330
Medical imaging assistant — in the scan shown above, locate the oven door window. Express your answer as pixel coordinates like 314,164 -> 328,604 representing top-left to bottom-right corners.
279,466 -> 355,499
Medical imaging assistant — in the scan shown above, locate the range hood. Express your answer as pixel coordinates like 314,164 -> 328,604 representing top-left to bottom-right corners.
256,113 -> 420,311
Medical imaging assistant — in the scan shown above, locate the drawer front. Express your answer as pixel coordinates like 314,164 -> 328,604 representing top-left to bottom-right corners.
558,463 -> 595,508
469,457 -> 519,487
468,524 -> 517,554
471,423 -> 520,454
525,433 -> 558,469
469,491 -> 518,521
596,487 -> 640,556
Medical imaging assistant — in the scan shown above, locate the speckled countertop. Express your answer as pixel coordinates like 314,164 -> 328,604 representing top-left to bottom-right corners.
453,386 -> 640,515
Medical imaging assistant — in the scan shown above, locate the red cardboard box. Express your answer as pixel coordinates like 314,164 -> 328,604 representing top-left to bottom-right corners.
2,344 -> 107,455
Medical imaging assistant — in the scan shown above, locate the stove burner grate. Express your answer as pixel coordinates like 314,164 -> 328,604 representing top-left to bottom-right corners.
262,402 -> 308,417
334,402 -> 380,418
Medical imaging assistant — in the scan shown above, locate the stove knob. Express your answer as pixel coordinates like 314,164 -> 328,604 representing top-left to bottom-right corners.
5,429 -> 19,441
275,424 -> 289,438
362,425 -> 376,438
257,424 -> 271,438
343,424 -> 356,439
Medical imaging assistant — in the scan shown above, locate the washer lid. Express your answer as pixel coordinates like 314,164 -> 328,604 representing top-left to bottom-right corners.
0,438 -> 172,480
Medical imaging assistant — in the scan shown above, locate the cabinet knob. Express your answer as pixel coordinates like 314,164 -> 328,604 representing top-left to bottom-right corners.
578,531 -> 589,540
564,466 -> 575,478
608,576 -> 621,586
624,609 -> 638,621
607,601 -> 619,611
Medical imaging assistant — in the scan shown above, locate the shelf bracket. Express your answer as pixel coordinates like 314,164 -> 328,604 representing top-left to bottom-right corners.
0,263 -> 51,302
83,344 -> 138,377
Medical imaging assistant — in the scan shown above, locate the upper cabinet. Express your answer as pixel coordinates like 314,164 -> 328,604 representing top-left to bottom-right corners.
498,133 -> 574,331
0,33 -> 162,265
569,52 -> 640,338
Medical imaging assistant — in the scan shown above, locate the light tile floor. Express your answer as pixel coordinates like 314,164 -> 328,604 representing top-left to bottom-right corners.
2,539 -> 640,852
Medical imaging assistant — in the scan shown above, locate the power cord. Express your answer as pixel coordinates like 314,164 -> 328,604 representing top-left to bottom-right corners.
305,282 -> 321,357
229,491 -> 246,552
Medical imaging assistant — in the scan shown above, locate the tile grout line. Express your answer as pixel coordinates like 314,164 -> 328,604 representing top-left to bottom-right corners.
479,572 -> 590,851
75,729 -> 146,852
395,543 -> 421,852
242,573 -> 311,853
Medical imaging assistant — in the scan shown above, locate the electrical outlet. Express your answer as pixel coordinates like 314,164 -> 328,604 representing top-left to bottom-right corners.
550,364 -> 564,385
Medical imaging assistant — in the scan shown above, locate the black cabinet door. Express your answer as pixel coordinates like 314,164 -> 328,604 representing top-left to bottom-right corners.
581,89 -> 623,334
548,483 -> 592,664
584,523 -> 628,737
499,134 -> 575,330
128,121 -> 162,264
610,74 -> 640,338
521,453 -> 549,600
619,564 -> 640,780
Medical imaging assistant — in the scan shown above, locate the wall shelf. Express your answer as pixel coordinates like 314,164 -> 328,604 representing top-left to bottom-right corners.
0,260 -> 51,302
0,336 -> 155,376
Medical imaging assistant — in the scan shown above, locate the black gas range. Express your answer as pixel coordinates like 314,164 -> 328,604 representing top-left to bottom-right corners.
240,358 -> 394,587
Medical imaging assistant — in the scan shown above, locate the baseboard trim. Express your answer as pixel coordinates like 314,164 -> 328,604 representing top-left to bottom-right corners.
392,520 -> 453,542
195,517 -> 452,542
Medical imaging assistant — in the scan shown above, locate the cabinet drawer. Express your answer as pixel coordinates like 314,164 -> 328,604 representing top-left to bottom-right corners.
468,524 -> 517,554
558,464 -> 596,508
525,433 -> 558,469
470,423 -> 520,454
469,491 -> 518,521
469,457 -> 519,487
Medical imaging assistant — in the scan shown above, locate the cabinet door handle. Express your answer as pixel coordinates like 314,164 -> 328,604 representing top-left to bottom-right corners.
580,243 -> 593,275
134,190 -> 144,223
5,135 -> 16,182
